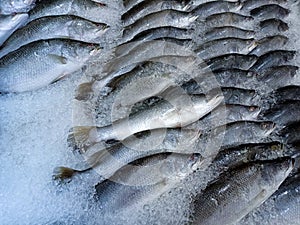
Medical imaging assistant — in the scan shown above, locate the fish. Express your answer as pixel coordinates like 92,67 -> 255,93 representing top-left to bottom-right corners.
182,69 -> 259,90
221,87 -> 260,106
28,0 -> 117,26
250,4 -> 290,20
123,27 -> 192,44
250,35 -> 289,56
0,15 -> 108,59
122,10 -> 198,43
190,157 -> 294,225
241,173 -> 300,225
256,65 -> 298,89
191,1 -> 243,18
272,85 -> 300,102
195,38 -> 257,59
216,121 -> 276,149
95,152 -> 202,212
121,0 -> 190,26
280,121 -> 300,144
187,104 -> 261,131
69,94 -> 223,148
203,26 -> 255,42
259,19 -> 289,37
0,0 -> 35,15
186,0 -> 239,10
203,13 -> 255,31
0,39 -> 101,93
260,101 -> 300,127
59,128 -> 201,179
241,0 -> 288,11
213,142 -> 292,173
250,50 -> 296,73
0,14 -> 28,46
206,54 -> 258,71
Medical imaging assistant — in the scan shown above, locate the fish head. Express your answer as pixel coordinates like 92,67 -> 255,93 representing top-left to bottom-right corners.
259,158 -> 294,190
160,153 -> 203,180
260,122 -> 276,136
63,42 -> 102,62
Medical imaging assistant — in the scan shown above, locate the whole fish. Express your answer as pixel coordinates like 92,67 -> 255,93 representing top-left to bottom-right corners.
250,4 -> 290,20
0,39 -> 100,93
190,158 -> 294,225
122,10 -> 198,43
195,38 -> 257,59
250,35 -> 289,56
122,0 -> 190,26
28,0 -> 117,26
60,128 -> 201,179
222,87 -> 260,106
0,15 -> 108,58
95,153 -> 202,212
0,0 -> 35,15
69,94 -> 223,147
0,14 -> 28,46
203,26 -> 255,42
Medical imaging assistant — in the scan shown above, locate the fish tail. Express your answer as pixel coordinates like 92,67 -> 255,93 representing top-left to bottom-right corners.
67,126 -> 96,151
75,81 -> 94,101
52,166 -> 92,180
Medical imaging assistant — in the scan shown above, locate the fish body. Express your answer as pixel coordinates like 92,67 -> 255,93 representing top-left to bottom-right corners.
250,4 -> 290,20
241,0 -> 287,11
0,39 -> 100,93
250,35 -> 289,56
190,158 -> 294,225
0,14 -> 28,46
204,26 -> 255,42
122,0 -> 189,26
0,15 -> 108,58
273,85 -> 300,102
95,153 -> 202,212
0,0 -> 35,15
122,10 -> 197,42
196,38 -> 257,59
259,19 -> 289,37
28,0 -> 116,25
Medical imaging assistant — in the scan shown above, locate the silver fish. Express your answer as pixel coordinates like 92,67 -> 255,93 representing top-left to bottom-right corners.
28,0 -> 117,26
0,15 -> 108,58
0,39 -> 100,93
203,26 -> 255,42
0,14 -> 28,46
241,0 -> 288,11
69,94 -> 223,148
250,4 -> 290,20
195,38 -> 257,60
190,158 -> 294,225
240,173 -> 300,225
273,85 -> 300,103
259,18 -> 289,37
95,153 -> 202,212
122,0 -> 189,26
0,0 -> 35,15
250,35 -> 289,56
61,128 -> 201,180
122,10 -> 198,43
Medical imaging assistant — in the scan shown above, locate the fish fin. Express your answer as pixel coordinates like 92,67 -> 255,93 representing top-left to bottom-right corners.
75,81 -> 94,101
53,166 -> 77,180
67,126 -> 96,151
48,54 -> 68,64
